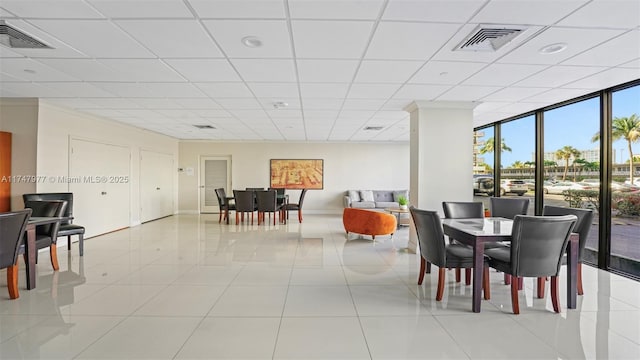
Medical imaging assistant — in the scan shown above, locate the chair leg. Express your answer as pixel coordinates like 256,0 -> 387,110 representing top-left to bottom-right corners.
511,276 -> 520,314
218,211 -> 222,223
298,210 -> 303,223
551,276 -> 561,313
50,244 -> 59,271
7,263 -> 19,299
436,268 -> 445,301
504,273 -> 511,285
465,269 -> 471,286
518,277 -> 523,290
537,277 -> 546,298
79,234 -> 84,256
235,212 -> 239,225
68,235 -> 72,250
577,263 -> 584,296
426,261 -> 431,274
455,268 -> 461,282
483,267 -> 491,300
418,256 -> 426,285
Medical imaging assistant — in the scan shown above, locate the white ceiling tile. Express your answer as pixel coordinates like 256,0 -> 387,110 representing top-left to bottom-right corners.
173,98 -> 222,109
463,63 -> 548,86
303,110 -> 339,119
472,101 -> 512,113
481,87 -> 550,102
0,45 -> 22,58
88,0 -> 194,18
338,110 -> 375,119
78,98 -> 142,109
131,98 -> 183,109
116,19 -> 222,58
0,0 -> 104,18
563,67 -> 640,90
99,59 -> 185,82
266,110 -> 303,119
292,20 -> 374,59
369,110 -> 408,121
188,0 -> 285,18
218,98 -> 264,110
299,83 -> 349,98
80,108 -> 127,118
302,98 -> 344,110
557,0 -> 640,28
91,83 -> 155,98
436,85 -> 502,101
297,59 -> 359,82
354,60 -> 424,83
620,58 -> 640,68
39,82 -> 116,97
289,0 -> 384,19
258,98 -> 301,109
521,88 -> 593,104
342,98 -> 387,110
29,20 -> 155,58
379,98 -> 412,110
496,102 -> 546,116
562,30 -> 640,67
231,59 -> 297,82
0,58 -> 79,81
247,83 -> 300,98
34,58 -> 128,82
392,84 -> 451,100
191,109 -> 232,117
515,65 -> 606,88
41,98 -> 99,109
409,61 -> 486,84
347,83 -> 401,99
142,83 -> 207,98
196,82 -> 253,98
164,59 -> 240,82
203,20 -> 292,58
498,27 -> 625,65
470,0 -> 589,25
383,0 -> 485,22
366,22 -> 460,60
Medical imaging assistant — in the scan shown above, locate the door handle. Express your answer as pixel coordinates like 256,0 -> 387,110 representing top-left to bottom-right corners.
156,187 -> 160,190
101,191 -> 107,195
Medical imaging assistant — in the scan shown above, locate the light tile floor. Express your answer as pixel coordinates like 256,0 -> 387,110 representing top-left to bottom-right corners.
1,214 -> 639,359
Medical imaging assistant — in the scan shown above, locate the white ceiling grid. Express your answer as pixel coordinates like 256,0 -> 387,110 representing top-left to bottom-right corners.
0,0 -> 638,142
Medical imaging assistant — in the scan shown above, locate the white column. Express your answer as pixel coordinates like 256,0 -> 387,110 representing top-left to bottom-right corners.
404,101 -> 476,252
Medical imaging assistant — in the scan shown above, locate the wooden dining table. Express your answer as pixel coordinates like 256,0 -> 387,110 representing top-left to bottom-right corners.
441,217 -> 578,313
24,216 -> 64,290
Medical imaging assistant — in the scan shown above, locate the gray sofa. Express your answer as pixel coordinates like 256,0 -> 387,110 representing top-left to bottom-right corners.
343,190 -> 408,210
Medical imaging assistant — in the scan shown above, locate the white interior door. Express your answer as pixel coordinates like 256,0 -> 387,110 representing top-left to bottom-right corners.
140,150 -> 174,223
200,156 -> 231,213
69,139 -> 130,238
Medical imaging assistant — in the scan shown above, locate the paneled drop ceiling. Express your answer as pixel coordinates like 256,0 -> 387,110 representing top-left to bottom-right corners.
0,0 -> 638,141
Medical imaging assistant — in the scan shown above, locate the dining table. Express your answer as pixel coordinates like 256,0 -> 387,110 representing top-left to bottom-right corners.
441,217 -> 578,313
223,192 -> 289,225
24,216 -> 64,290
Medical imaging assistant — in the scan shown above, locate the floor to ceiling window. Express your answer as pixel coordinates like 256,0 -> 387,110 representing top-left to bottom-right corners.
610,84 -> 640,275
473,126 -> 494,209
499,115 -> 535,214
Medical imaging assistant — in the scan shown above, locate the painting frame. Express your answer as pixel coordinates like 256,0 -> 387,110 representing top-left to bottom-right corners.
270,159 -> 324,190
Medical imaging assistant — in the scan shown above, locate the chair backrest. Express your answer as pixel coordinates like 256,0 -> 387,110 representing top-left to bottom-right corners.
490,197 -> 529,219
510,214 -> 577,277
233,190 -> 255,212
24,200 -> 67,238
246,187 -> 264,191
297,189 -> 308,206
268,187 -> 285,196
214,188 -> 225,208
542,205 -> 594,260
442,201 -> 483,219
256,190 -> 277,211
23,193 -> 73,225
409,206 -> 447,267
0,209 -> 32,268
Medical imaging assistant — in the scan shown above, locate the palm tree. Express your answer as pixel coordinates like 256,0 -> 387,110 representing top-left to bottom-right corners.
511,161 -> 525,168
555,146 -> 582,181
592,113 -> 640,183
479,137 -> 512,155
543,160 -> 557,179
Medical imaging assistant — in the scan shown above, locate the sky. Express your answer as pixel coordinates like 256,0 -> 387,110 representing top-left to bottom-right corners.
479,85 -> 640,167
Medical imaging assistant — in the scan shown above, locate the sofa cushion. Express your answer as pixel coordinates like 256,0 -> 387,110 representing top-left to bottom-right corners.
360,190 -> 375,202
347,190 -> 360,202
373,191 -> 394,202
393,190 -> 409,202
376,201 -> 398,209
352,201 -> 375,209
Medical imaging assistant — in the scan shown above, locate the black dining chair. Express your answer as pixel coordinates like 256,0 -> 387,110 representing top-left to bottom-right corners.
256,190 -> 284,225
484,214 -> 577,314
489,197 -> 530,286
409,206 -> 490,301
540,205 -> 594,296
283,189 -> 307,223
22,200 -> 67,271
215,188 -> 235,224
269,187 -> 286,207
0,209 -> 32,299
233,190 -> 256,225
442,201 -> 484,285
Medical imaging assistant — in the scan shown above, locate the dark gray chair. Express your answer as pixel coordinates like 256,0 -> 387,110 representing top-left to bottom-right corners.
485,215 -> 577,314
489,197 -> 530,219
409,206 -> 490,301
22,193 -> 85,256
0,209 -> 31,299
233,190 -> 256,225
283,189 -> 308,223
22,200 -> 67,271
541,205 -> 595,296
269,187 -> 286,207
214,188 -> 235,224
256,190 -> 284,225
442,201 -> 484,285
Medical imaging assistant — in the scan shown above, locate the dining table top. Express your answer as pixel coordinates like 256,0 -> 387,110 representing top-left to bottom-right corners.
441,217 -> 513,237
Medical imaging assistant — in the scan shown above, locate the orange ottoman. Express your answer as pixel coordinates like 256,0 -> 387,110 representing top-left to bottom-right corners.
343,208 -> 397,239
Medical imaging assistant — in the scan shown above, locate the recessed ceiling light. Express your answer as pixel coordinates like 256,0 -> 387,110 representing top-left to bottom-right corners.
439,71 -> 449,76
273,101 -> 288,109
23,69 -> 36,74
241,36 -> 263,48
538,42 -> 568,55
364,126 -> 384,131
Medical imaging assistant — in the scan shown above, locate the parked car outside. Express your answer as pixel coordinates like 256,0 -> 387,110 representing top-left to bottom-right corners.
543,181 -> 594,194
580,179 -> 600,187
624,178 -> 640,186
473,176 -> 494,196
500,179 -> 528,196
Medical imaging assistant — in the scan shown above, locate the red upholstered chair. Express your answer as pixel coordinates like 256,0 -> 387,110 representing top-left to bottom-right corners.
342,208 -> 397,239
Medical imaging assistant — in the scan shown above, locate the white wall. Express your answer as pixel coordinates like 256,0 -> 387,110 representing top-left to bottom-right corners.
179,141 -> 410,214
0,98 -> 38,210
35,102 -> 179,227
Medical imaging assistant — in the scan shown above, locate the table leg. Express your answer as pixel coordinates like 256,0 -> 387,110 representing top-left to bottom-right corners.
472,242 -> 484,312
25,225 -> 37,290
566,233 -> 578,309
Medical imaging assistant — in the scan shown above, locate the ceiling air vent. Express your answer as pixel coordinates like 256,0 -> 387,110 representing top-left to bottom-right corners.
193,124 -> 216,129
455,24 -> 527,52
0,20 -> 52,49
364,126 -> 384,131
